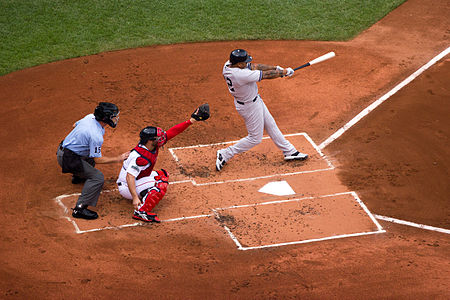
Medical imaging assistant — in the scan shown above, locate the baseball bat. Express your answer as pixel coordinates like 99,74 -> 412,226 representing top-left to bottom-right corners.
293,51 -> 335,71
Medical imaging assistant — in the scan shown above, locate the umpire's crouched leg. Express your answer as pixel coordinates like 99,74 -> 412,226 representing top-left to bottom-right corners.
72,160 -> 104,220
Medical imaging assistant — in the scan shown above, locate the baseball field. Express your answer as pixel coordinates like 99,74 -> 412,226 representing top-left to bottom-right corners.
0,0 -> 449,298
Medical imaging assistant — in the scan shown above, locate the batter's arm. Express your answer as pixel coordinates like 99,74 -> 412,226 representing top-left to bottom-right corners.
249,63 -> 277,71
261,69 -> 287,79
249,63 -> 288,79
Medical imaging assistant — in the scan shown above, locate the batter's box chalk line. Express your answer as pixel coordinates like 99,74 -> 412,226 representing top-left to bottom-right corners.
169,132 -> 335,186
55,191 -> 214,234
212,191 -> 385,251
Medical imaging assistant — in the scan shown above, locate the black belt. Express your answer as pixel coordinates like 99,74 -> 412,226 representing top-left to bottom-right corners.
236,95 -> 258,105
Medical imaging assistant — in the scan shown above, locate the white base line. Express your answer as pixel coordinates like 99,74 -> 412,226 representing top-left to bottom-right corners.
167,132 -> 335,186
374,215 -> 450,235
240,230 -> 385,251
211,209 -> 244,249
319,46 -> 450,150
170,132 -> 334,166
73,214 -> 214,234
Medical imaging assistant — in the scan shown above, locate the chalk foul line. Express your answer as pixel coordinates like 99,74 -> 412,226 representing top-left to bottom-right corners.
319,46 -> 450,150
374,215 -> 450,234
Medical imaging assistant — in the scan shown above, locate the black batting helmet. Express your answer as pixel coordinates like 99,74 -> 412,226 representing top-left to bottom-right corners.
229,49 -> 252,65
94,102 -> 119,128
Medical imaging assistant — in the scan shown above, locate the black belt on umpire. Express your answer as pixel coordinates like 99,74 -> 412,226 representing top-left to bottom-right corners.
236,95 -> 258,105
59,141 -> 95,167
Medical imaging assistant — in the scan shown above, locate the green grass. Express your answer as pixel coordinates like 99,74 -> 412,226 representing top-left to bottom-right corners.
0,0 -> 405,76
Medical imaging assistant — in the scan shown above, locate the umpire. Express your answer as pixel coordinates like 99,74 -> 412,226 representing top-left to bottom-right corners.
57,102 -> 129,220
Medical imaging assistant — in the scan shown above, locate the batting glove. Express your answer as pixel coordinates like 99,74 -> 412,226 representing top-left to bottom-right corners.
285,67 -> 294,77
276,65 -> 284,71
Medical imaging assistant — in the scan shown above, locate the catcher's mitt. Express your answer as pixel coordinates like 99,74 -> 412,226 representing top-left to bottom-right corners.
191,103 -> 210,121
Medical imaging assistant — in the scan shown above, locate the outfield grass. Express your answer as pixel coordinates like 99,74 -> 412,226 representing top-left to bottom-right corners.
0,0 -> 405,76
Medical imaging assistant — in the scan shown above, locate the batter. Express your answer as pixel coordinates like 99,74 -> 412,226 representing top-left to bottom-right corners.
216,49 -> 308,171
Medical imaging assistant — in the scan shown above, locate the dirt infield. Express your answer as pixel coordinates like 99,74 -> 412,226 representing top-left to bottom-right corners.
0,0 -> 449,298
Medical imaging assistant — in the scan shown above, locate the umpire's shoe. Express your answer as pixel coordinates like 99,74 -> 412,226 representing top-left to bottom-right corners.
284,151 -> 308,161
133,210 -> 161,223
72,205 -> 98,220
216,150 -> 227,171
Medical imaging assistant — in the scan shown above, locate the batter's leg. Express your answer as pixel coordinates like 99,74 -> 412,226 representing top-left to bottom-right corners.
261,100 -> 297,156
220,99 -> 265,162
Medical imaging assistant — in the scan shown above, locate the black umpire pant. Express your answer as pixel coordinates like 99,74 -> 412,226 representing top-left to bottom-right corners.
57,145 -> 104,208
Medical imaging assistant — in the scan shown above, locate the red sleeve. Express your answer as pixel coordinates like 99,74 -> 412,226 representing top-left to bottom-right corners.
166,120 -> 193,142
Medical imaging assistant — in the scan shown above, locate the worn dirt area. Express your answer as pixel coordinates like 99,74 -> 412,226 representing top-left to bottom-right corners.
0,0 -> 449,298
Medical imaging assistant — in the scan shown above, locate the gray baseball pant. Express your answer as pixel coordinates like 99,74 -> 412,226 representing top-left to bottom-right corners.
220,96 -> 296,161
57,147 -> 104,207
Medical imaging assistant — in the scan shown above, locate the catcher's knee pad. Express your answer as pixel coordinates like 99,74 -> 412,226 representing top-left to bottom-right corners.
155,169 -> 169,182
139,169 -> 169,213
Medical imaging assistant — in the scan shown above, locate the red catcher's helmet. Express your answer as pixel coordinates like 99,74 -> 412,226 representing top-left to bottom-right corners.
139,126 -> 167,147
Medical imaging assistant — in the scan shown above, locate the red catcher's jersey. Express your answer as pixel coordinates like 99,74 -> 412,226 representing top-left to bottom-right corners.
132,145 -> 159,180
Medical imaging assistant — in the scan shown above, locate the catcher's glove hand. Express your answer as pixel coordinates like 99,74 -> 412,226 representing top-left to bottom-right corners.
191,103 -> 210,121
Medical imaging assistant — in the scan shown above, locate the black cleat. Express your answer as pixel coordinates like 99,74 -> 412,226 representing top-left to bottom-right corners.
72,207 -> 98,220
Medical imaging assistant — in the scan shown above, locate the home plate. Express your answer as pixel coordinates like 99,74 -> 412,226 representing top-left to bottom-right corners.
258,181 -> 295,196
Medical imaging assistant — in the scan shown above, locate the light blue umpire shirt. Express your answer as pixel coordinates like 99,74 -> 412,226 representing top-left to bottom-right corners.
62,114 -> 105,158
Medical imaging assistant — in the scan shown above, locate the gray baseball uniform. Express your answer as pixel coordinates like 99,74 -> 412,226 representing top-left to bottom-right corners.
219,61 -> 297,162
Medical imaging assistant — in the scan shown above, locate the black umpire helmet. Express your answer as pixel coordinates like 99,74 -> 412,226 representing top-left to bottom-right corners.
94,102 -> 119,128
229,49 -> 253,65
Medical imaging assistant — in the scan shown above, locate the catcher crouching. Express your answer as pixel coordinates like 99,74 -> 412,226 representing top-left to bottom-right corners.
116,103 -> 210,222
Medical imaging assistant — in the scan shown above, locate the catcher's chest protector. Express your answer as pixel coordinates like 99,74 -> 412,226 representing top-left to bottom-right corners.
132,145 -> 159,180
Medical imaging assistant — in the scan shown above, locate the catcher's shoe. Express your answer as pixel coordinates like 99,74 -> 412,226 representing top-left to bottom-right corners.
216,150 -> 227,171
72,206 -> 98,220
133,210 -> 161,223
284,151 -> 308,161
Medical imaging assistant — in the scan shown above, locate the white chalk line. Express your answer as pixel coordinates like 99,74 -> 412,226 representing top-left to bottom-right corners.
211,209 -> 244,249
350,191 -> 384,232
168,132 -> 335,186
374,215 -> 450,235
239,231 -> 385,251
73,214 -> 215,234
319,46 -> 450,150
170,132 -> 334,167
213,191 -> 385,250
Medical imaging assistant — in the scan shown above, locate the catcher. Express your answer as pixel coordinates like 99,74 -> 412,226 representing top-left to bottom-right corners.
116,104 -> 210,222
